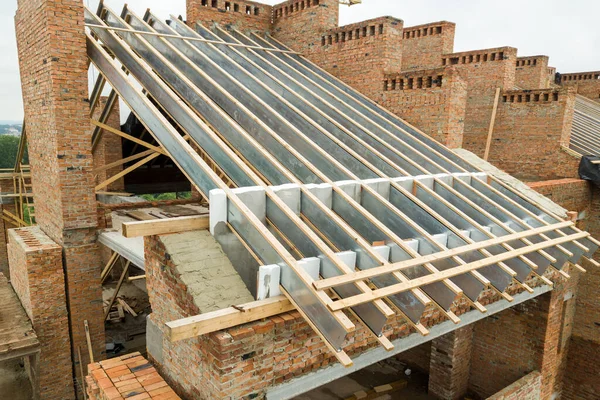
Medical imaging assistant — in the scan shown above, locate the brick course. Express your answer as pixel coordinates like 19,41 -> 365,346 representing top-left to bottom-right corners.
486,371 -> 542,400
15,0 -> 105,375
560,72 -> 600,102
187,0 -> 273,34
401,21 -> 455,71
7,226 -> 74,400
515,56 -> 551,89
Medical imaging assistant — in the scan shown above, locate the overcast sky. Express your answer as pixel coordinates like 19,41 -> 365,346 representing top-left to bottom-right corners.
1,0 -> 598,122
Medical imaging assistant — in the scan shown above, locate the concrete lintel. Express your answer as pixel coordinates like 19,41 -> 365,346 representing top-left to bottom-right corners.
98,230 -> 145,270
266,285 -> 552,400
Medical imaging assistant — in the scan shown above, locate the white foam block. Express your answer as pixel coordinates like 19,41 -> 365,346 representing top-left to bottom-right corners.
298,257 -> 321,281
432,233 -> 448,248
335,251 -> 357,269
209,189 -> 227,236
257,264 -> 281,300
336,180 -> 361,202
372,245 -> 391,261
271,184 -> 301,215
363,178 -> 391,199
305,183 -> 333,209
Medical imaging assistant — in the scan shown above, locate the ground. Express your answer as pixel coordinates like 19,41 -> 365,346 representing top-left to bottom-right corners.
0,358 -> 33,400
296,361 -> 437,400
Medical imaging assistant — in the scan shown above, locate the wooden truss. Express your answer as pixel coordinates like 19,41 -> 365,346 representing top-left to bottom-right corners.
86,3 -> 599,366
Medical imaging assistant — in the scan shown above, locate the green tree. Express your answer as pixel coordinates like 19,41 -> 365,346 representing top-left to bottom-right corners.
0,136 -> 28,169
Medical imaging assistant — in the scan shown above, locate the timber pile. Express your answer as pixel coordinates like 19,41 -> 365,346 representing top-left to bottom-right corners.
86,352 -> 180,400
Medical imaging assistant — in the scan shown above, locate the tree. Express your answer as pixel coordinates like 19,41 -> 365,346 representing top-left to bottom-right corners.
0,136 -> 28,169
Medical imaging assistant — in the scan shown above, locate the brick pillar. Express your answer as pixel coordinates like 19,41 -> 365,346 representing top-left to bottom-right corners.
8,226 -> 74,400
428,325 -> 474,400
15,0 -> 105,381
92,97 -> 124,192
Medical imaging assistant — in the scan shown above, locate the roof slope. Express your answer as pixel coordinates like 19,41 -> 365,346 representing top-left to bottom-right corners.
85,4 -> 598,364
570,95 -> 600,156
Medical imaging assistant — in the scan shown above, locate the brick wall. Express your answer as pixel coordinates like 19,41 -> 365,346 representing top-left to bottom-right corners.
0,178 -> 19,277
92,97 -> 124,191
528,179 -> 591,217
561,72 -> 600,102
401,21 -> 455,71
15,0 -> 105,373
486,371 -> 542,400
145,231 -> 489,399
515,56 -> 550,89
381,66 -> 466,148
469,281 -> 570,399
429,325 -> 474,400
395,342 -> 431,373
309,17 -> 404,100
487,88 -> 579,181
562,337 -> 600,399
7,226 -> 74,400
442,47 -> 517,157
272,0 -> 339,55
187,0 -> 272,33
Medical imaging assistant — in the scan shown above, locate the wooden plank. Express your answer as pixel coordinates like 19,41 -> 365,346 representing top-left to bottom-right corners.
484,88 -> 501,161
166,295 -> 295,341
327,232 -> 588,311
95,152 -> 161,191
104,261 -> 130,321
92,149 -> 156,174
90,119 -> 166,155
77,347 -> 88,400
314,221 -> 573,290
122,215 -> 209,238
84,320 -> 94,364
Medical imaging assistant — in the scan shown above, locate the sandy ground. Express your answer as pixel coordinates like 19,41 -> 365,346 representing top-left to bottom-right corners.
0,359 -> 33,400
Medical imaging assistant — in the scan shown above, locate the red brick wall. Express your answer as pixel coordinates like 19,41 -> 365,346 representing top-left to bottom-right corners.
515,56 -> 550,89
469,283 -> 570,399
562,337 -> 600,399
145,233 -> 482,399
15,0 -> 105,375
92,97 -> 124,191
395,342 -> 431,373
528,179 -> 591,217
487,87 -> 579,181
486,371 -> 542,400
187,0 -> 273,33
401,22 -> 455,71
7,227 -> 74,400
442,47 -> 517,157
272,0 -> 339,55
561,72 -> 600,103
381,66 -> 466,148
429,325 -> 474,400
308,17 -> 404,100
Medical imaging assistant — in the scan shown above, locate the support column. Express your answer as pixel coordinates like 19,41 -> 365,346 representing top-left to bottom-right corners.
428,325 -> 474,400
15,0 -> 105,381
8,227 -> 74,400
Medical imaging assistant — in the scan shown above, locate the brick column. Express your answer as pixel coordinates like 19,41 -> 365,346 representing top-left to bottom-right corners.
428,325 -> 474,400
8,227 -> 74,400
15,0 -> 105,380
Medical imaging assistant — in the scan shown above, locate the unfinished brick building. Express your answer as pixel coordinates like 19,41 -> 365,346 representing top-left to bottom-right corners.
1,0 -> 600,399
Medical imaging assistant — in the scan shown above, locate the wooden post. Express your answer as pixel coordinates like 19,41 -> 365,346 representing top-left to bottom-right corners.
484,88 -> 501,161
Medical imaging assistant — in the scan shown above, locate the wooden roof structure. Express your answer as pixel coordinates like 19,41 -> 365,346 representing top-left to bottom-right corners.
86,3 -> 599,365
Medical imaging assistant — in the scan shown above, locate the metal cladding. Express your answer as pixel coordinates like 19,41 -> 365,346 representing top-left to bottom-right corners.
570,95 -> 600,156
85,4 -> 599,364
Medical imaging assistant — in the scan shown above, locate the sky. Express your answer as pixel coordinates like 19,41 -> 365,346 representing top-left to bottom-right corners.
0,0 -> 599,122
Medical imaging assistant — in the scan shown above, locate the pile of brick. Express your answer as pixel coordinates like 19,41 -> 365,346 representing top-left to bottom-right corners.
86,352 -> 180,400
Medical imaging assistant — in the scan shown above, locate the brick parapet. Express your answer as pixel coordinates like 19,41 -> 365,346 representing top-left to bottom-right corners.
7,226 -> 74,400
187,0 -> 273,33
401,21 -> 455,71
381,66 -> 466,148
486,371 -> 542,400
486,87 -> 578,181
515,55 -> 551,89
272,0 -> 339,55
561,72 -> 600,103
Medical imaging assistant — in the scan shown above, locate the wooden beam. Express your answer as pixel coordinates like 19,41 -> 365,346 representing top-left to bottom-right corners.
327,232 -> 588,311
92,149 -> 156,174
90,119 -> 166,155
103,261 -> 131,321
314,221 -> 574,291
95,152 -> 161,191
165,295 -> 295,341
484,88 -> 501,161
122,215 -> 209,238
